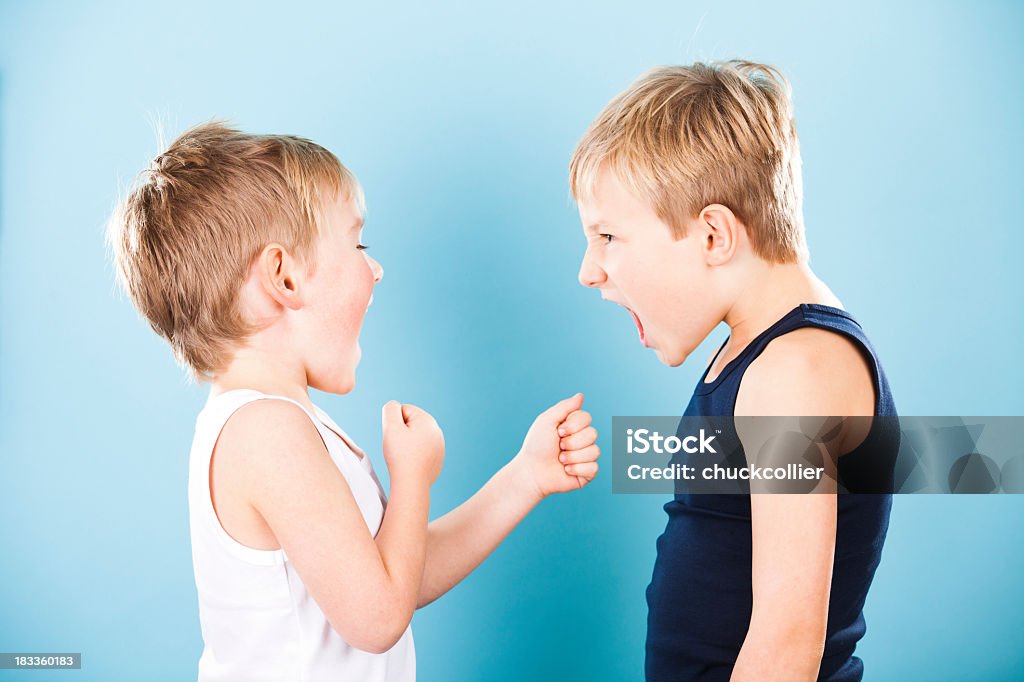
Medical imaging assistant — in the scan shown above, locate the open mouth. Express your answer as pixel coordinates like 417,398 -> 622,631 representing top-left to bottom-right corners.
601,295 -> 648,347
616,302 -> 646,346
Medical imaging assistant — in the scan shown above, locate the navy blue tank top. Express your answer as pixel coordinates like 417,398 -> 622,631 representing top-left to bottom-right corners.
645,303 -> 898,681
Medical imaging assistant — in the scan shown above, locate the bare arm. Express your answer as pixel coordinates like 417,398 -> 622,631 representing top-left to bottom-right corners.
731,492 -> 836,681
221,399 -> 443,654
417,461 -> 542,607
417,394 -> 600,607
730,329 -> 874,681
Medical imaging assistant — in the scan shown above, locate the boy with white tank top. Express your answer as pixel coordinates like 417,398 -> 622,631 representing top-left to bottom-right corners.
107,122 -> 601,681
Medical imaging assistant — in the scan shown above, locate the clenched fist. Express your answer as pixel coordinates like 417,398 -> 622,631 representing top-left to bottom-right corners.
381,401 -> 445,488
512,393 -> 600,497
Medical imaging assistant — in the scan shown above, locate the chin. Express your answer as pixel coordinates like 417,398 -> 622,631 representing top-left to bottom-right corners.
335,373 -> 356,395
310,369 -> 356,396
654,345 -> 689,367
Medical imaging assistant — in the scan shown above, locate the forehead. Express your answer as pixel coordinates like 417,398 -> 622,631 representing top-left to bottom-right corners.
577,165 -> 654,229
322,190 -> 364,230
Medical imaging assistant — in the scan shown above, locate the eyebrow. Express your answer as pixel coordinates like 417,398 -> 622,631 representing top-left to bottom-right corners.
584,221 -> 608,233
350,217 -> 365,231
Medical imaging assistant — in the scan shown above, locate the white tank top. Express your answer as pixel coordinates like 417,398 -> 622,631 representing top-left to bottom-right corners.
187,388 -> 416,681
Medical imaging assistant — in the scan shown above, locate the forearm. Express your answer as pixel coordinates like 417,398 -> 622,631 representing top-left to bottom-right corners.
730,613 -> 826,682
417,460 -> 543,607
373,480 -> 432,622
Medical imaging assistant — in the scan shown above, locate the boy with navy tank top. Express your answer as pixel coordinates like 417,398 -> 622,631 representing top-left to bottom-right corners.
569,62 -> 898,681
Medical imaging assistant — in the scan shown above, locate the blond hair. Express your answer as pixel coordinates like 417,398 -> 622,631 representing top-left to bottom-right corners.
569,60 -> 808,263
106,120 -> 363,383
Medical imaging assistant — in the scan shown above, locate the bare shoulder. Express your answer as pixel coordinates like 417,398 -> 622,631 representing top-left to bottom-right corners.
736,327 -> 875,417
211,399 -> 333,548
217,398 -> 325,459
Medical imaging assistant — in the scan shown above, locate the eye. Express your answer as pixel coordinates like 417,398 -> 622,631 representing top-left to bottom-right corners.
599,233 -> 615,244
357,244 -> 370,251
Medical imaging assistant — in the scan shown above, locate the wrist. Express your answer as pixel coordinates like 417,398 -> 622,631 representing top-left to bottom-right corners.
503,456 -> 546,506
388,473 -> 432,498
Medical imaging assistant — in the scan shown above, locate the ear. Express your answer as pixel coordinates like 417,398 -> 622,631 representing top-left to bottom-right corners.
255,243 -> 306,311
698,204 -> 742,266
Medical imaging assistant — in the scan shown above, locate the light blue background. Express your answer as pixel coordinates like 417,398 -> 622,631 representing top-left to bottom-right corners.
2,1 -> 1022,680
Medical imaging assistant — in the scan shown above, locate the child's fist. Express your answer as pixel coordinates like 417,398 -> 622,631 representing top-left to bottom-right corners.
513,393 -> 600,497
381,401 -> 445,487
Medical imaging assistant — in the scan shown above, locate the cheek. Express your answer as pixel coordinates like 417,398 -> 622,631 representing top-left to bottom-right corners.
629,247 -> 708,336
340,260 -> 375,329
613,253 -> 668,311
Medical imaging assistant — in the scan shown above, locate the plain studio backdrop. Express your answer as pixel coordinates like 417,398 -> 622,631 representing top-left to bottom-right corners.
1,1 -> 1022,680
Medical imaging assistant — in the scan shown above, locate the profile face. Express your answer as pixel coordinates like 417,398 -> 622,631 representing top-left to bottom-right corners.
304,191 -> 383,394
575,166 -> 721,367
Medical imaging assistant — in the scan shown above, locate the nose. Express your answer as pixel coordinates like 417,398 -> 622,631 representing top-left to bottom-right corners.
367,254 -> 384,283
578,247 -> 607,288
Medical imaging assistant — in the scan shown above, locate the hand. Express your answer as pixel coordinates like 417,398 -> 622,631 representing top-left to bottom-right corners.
511,393 -> 600,498
381,401 -> 445,488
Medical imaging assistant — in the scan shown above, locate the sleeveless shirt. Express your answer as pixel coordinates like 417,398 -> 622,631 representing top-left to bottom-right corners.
188,388 -> 416,681
645,304 -> 898,681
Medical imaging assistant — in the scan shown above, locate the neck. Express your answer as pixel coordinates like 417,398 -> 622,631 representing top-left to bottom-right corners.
722,260 -> 840,349
210,343 -> 315,412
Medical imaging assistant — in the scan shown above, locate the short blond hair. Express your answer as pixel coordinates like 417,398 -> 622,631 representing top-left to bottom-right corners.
569,60 -> 808,263
106,120 -> 363,383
